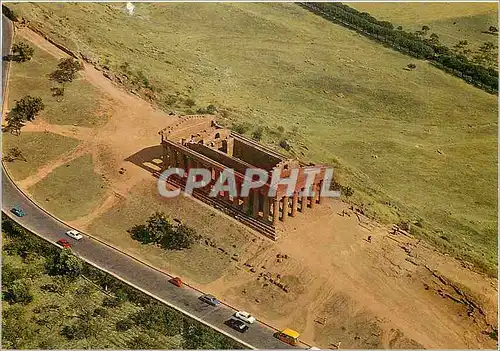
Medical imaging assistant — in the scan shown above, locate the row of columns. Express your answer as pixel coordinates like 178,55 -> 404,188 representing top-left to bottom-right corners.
162,144 -> 323,227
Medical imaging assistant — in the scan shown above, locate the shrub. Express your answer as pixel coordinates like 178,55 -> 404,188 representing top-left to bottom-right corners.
116,318 -> 133,331
5,280 -> 33,305
184,98 -> 196,108
252,126 -> 264,141
232,122 -> 250,134
102,296 -> 123,308
160,223 -> 200,250
93,307 -> 108,318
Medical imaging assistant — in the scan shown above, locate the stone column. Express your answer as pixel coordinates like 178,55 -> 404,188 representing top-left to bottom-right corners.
186,157 -> 193,172
317,180 -> 323,204
301,189 -> 308,213
263,196 -> 270,222
291,192 -> 298,217
178,152 -> 185,173
162,145 -> 168,170
252,190 -> 260,218
272,197 -> 279,226
310,185 -> 316,209
282,196 -> 289,222
242,196 -> 250,214
171,149 -> 178,168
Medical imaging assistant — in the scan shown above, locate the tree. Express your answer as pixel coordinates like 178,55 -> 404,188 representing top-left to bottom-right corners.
5,279 -> 33,304
396,25 -> 403,31
49,58 -> 84,96
429,33 -> 440,45
47,249 -> 83,279
407,63 -> 417,70
421,25 -> 430,34
146,211 -> 174,243
2,147 -> 27,162
9,42 -> 34,62
4,112 -> 25,136
489,26 -> 498,33
160,223 -> 200,250
10,95 -> 45,122
129,224 -> 153,244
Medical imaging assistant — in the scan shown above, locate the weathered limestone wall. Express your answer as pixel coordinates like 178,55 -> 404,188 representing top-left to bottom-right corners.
232,138 -> 282,170
186,142 -> 255,175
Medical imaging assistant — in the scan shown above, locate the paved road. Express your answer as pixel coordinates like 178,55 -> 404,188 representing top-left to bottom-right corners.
1,16 -> 301,350
2,14 -> 13,97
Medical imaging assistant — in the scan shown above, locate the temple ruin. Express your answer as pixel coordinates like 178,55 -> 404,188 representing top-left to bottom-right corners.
158,115 -> 326,240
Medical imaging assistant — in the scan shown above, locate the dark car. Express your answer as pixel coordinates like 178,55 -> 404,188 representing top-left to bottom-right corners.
56,238 -> 72,249
11,206 -> 25,217
199,294 -> 220,306
225,318 -> 249,333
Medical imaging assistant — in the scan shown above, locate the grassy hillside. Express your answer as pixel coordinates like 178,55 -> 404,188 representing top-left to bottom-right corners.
348,3 -> 498,53
8,2 -> 498,274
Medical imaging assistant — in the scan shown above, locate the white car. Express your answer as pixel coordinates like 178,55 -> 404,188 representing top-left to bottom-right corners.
66,229 -> 83,240
234,311 -> 256,324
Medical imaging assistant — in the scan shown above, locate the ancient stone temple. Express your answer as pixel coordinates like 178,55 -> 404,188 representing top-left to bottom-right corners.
158,115 -> 326,240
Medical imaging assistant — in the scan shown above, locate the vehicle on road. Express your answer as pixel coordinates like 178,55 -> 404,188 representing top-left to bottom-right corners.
308,347 -> 321,350
225,318 -> 249,333
11,206 -> 25,217
234,311 -> 256,324
56,238 -> 72,248
169,277 -> 183,287
66,229 -> 83,240
199,294 -> 220,306
275,328 -> 300,346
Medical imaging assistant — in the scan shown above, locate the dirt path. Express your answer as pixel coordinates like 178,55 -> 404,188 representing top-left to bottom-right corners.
16,142 -> 90,189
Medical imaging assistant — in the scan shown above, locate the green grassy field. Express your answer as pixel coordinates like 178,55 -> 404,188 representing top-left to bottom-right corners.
6,40 -> 108,127
27,154 -> 109,221
88,179 -> 254,284
348,3 -> 498,53
8,2 -> 498,274
2,131 -> 80,180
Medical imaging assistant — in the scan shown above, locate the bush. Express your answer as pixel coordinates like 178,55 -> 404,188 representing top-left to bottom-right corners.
160,223 -> 200,250
252,126 -> 264,141
5,280 -> 33,305
46,249 -> 83,278
102,296 -> 123,308
232,123 -> 250,134
184,98 -> 196,108
93,307 -> 108,318
116,318 -> 134,332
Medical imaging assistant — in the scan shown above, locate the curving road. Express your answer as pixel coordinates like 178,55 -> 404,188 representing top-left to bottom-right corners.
1,15 -> 302,350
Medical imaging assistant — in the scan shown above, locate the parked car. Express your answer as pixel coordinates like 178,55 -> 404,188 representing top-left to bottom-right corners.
11,206 -> 25,217
225,318 -> 249,333
169,277 -> 183,287
56,238 -> 72,249
66,229 -> 83,240
199,294 -> 220,306
234,311 -> 256,324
